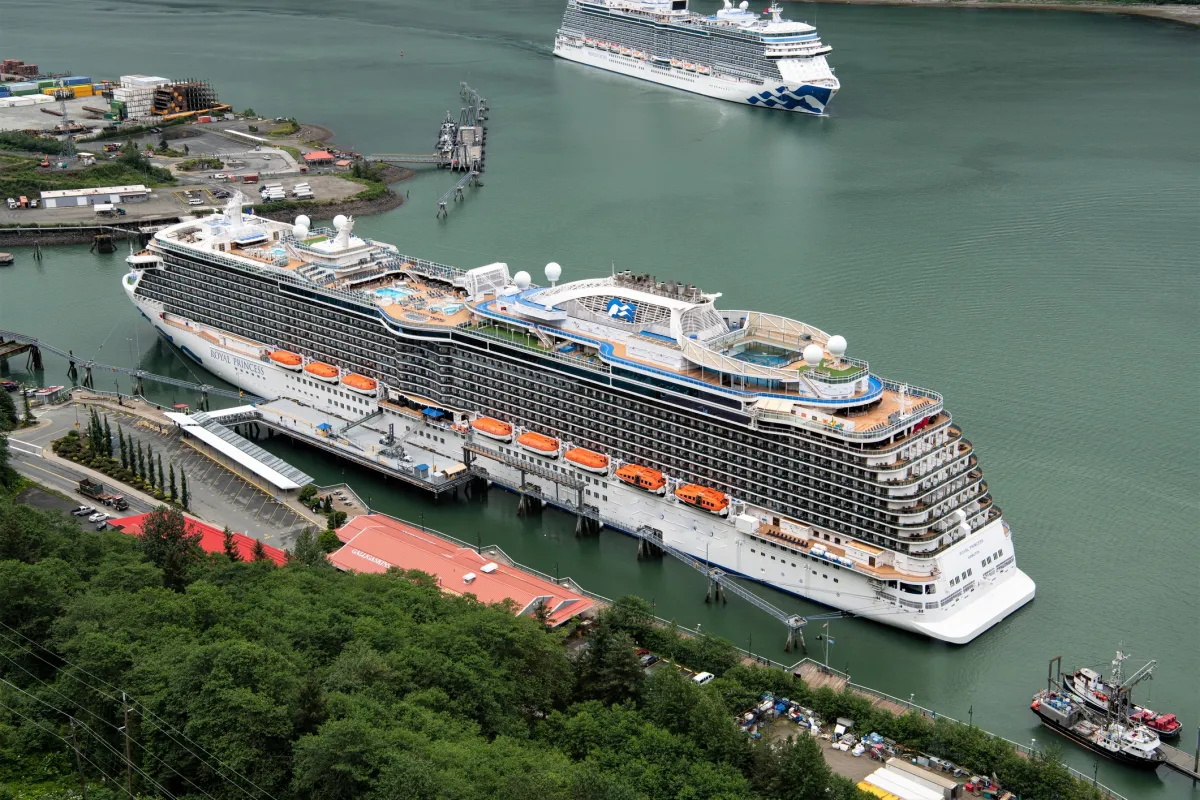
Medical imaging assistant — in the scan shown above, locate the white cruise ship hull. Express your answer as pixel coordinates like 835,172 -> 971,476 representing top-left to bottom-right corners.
553,40 -> 837,116
130,289 -> 1034,644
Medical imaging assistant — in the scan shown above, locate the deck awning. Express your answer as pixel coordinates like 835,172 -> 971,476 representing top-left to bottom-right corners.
316,422 -> 333,432
421,408 -> 445,418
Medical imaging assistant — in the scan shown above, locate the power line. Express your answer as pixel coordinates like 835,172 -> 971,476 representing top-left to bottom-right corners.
0,696 -> 133,799
0,645 -> 223,800
0,675 -> 179,800
0,621 -> 277,800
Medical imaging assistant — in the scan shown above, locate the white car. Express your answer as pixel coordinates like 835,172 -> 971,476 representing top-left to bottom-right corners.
212,173 -> 227,180
691,672 -> 715,686
262,154 -> 271,160
72,505 -> 96,516
87,512 -> 110,523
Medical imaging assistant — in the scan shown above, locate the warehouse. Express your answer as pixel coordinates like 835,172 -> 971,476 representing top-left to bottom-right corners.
40,184 -> 150,208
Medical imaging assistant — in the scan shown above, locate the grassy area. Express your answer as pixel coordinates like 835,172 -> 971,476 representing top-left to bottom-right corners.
278,144 -> 301,160
178,156 -> 223,171
0,154 -> 174,200
0,131 -> 69,156
474,323 -> 551,351
266,119 -> 300,138
77,117 -> 187,142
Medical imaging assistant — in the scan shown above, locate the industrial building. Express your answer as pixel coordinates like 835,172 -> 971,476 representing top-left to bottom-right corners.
331,515 -> 595,627
39,185 -> 149,208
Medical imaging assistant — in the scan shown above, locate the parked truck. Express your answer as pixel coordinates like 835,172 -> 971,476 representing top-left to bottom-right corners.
77,478 -> 129,510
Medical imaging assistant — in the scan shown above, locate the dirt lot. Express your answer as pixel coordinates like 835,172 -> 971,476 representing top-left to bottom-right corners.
0,96 -> 105,132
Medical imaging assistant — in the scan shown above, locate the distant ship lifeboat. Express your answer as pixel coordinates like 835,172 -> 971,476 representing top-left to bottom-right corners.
304,361 -> 340,383
684,63 -> 697,72
670,59 -> 681,68
517,431 -> 560,457
584,38 -> 596,47
269,350 -> 302,371
471,416 -> 513,442
615,463 -> 667,495
341,373 -> 378,397
565,447 -> 609,474
698,65 -> 711,75
674,484 -> 730,516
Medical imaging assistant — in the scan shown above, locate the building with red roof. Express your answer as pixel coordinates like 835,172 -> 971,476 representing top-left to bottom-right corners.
302,150 -> 334,164
108,514 -> 288,566
331,515 -> 594,627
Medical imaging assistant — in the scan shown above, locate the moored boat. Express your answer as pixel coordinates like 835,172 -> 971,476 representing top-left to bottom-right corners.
1031,690 -> 1164,770
1069,652 -> 1182,738
269,350 -> 302,370
304,361 -> 339,383
341,373 -> 378,396
674,483 -> 729,515
471,416 -> 514,442
0,252 -> 14,266
518,430 -> 560,457
614,463 -> 666,495
565,447 -> 609,474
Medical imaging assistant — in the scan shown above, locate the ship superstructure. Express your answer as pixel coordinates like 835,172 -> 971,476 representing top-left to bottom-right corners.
123,196 -> 1035,643
554,0 -> 839,114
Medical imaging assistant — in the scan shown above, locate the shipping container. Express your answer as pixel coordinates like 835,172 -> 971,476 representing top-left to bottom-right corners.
72,85 -> 93,98
8,82 -> 37,91
37,80 -> 56,89
13,88 -> 39,96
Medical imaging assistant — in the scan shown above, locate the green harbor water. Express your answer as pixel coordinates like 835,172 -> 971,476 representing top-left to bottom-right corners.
2,1 -> 1197,795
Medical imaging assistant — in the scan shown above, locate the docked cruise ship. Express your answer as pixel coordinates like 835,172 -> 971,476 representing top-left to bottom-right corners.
123,196 -> 1035,643
554,0 -> 839,115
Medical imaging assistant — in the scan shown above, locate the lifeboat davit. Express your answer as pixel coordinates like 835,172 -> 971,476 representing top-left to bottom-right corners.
341,373 -> 378,396
565,447 -> 609,474
674,484 -> 730,516
615,463 -> 666,495
304,361 -> 339,383
269,350 -> 302,371
517,431 -> 560,457
471,416 -> 513,442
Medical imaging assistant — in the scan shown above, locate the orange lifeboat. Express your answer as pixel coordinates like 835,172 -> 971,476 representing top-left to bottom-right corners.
674,484 -> 730,516
269,350 -> 302,371
341,373 -> 378,397
615,463 -> 666,495
565,447 -> 609,474
517,431 -> 559,457
471,416 -> 513,442
304,361 -> 339,383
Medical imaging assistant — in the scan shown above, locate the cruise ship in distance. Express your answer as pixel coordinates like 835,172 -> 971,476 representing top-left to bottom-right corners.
554,0 -> 839,115
123,196 -> 1036,643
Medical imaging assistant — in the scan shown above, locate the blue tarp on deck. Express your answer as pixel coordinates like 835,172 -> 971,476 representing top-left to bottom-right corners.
421,408 -> 445,418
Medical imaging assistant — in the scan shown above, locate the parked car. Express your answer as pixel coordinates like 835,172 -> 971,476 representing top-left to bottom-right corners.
213,173 -> 227,180
262,154 -> 271,160
692,672 -> 715,686
87,512 -> 110,523
72,506 -> 96,516
150,127 -> 162,133
639,654 -> 659,667
635,648 -> 650,657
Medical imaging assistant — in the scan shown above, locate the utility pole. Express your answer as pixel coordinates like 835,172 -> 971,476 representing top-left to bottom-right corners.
122,691 -> 134,797
68,718 -> 88,800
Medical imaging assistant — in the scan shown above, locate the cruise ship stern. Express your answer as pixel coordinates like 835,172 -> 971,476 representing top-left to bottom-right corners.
912,568 -> 1035,644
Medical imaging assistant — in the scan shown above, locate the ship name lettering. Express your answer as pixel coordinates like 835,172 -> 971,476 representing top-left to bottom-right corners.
208,348 -> 266,378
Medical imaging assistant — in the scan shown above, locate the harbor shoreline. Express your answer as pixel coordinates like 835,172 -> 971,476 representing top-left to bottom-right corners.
800,0 -> 1200,26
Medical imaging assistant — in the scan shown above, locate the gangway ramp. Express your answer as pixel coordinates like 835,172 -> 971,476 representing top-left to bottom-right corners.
166,408 -> 313,492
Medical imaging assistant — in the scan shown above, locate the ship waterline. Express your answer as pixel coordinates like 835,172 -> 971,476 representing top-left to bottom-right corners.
123,198 -> 1033,643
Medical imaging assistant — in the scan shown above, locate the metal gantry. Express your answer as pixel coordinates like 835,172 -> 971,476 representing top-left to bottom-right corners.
0,329 -> 265,403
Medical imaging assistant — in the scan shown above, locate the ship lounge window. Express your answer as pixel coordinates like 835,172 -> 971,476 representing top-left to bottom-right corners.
899,582 -> 923,595
925,584 -> 936,594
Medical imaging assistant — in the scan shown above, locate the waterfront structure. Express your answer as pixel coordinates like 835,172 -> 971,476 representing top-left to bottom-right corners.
121,195 -> 1035,643
553,0 -> 839,115
110,513 -> 288,565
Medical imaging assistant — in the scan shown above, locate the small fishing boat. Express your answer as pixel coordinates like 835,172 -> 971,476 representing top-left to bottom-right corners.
1130,710 -> 1182,739
341,373 -> 378,396
1031,691 -> 1164,771
615,463 -> 666,495
564,447 -> 609,474
471,416 -> 513,442
518,430 -> 560,457
0,252 -> 14,266
269,350 -> 302,370
304,361 -> 339,383
1069,653 -> 1183,739
674,483 -> 729,515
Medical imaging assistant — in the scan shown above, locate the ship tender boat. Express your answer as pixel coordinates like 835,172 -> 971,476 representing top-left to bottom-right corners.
518,431 -> 560,457
565,447 -> 610,474
304,361 -> 339,382
554,0 -> 840,116
615,463 -> 667,495
120,196 -> 1036,644
1031,691 -> 1165,770
674,484 -> 730,516
1070,653 -> 1183,739
471,416 -> 514,442
341,373 -> 378,396
269,350 -> 303,370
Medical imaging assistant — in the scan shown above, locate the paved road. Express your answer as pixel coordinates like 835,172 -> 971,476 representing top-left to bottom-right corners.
10,403 -> 314,549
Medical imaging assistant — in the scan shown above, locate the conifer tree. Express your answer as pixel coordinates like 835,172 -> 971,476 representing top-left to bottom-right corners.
168,464 -> 177,502
157,455 -> 165,495
119,427 -> 129,470
136,441 -> 145,479
103,416 -> 113,458
222,526 -> 240,561
180,471 -> 189,510
20,385 -> 33,426
147,445 -> 156,488
251,538 -> 268,562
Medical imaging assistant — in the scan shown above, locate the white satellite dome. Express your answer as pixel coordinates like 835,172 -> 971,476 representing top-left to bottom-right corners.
739,0 -> 749,8
545,262 -> 562,284
827,335 -> 847,358
295,214 -> 311,229
333,214 -> 349,230
291,223 -> 307,239
513,270 -> 532,290
802,344 -> 823,366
